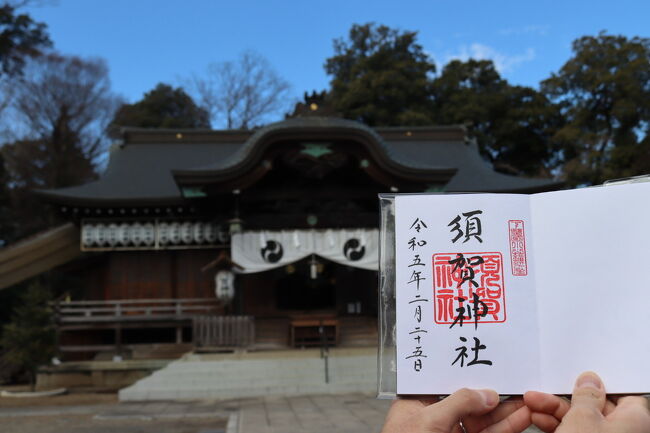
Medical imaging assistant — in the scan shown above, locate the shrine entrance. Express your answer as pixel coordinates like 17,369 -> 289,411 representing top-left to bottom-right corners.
237,256 -> 377,349
275,256 -> 336,311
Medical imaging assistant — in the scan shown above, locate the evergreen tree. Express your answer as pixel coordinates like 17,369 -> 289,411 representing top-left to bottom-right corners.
542,32 -> 650,186
1,281 -> 56,390
0,2 -> 51,77
110,83 -> 210,134
325,23 -> 435,126
432,59 -> 561,176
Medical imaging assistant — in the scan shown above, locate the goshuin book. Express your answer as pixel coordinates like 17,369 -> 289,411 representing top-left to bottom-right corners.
394,182 -> 650,395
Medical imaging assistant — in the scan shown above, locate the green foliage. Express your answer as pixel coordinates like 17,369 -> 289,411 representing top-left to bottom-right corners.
0,2 -> 51,77
542,32 -> 650,186
110,83 -> 210,134
432,59 -> 562,176
326,24 -> 560,176
325,23 -> 435,126
1,281 -> 56,389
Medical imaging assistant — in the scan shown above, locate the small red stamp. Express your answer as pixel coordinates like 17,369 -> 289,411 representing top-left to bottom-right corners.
432,252 -> 506,325
508,220 -> 528,276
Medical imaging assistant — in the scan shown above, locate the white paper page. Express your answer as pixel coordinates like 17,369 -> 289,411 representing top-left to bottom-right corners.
395,194 -> 540,395
532,183 -> 650,394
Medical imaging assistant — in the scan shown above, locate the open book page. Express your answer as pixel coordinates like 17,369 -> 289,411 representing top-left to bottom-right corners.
395,193 -> 540,395
532,183 -> 650,394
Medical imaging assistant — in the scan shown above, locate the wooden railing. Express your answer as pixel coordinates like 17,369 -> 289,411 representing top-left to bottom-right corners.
52,298 -> 220,324
193,315 -> 255,349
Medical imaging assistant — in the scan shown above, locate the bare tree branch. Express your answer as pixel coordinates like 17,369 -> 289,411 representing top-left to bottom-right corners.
185,50 -> 291,129
9,53 -> 119,162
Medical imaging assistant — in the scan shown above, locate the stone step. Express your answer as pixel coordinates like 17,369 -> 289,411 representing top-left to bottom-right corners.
119,348 -> 377,401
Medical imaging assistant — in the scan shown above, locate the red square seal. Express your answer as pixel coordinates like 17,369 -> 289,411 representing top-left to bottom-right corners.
433,252 -> 506,324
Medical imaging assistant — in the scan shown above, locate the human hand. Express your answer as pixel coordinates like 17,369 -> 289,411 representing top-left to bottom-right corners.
381,388 -> 531,433
524,371 -> 650,433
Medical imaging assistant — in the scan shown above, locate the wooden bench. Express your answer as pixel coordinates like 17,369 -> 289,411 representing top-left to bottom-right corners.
290,317 -> 339,348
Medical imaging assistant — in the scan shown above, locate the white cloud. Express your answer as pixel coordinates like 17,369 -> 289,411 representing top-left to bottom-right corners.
441,43 -> 536,74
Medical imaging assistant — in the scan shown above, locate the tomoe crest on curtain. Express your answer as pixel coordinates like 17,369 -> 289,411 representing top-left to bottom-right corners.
343,238 -> 365,261
261,240 -> 283,263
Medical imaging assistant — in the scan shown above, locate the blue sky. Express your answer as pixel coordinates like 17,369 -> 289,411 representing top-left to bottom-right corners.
24,0 -> 650,116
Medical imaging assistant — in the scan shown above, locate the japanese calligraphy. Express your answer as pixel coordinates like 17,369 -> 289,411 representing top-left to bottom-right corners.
404,218 -> 430,372
452,336 -> 493,367
434,251 -> 501,369
449,293 -> 488,330
449,253 -> 484,288
448,210 -> 484,243
410,218 -> 428,232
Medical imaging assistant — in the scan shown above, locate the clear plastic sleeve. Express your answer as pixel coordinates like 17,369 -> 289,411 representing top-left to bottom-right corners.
377,193 -> 397,399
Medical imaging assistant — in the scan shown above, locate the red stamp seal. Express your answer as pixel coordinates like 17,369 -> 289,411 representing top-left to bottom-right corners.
508,220 -> 528,276
432,252 -> 506,325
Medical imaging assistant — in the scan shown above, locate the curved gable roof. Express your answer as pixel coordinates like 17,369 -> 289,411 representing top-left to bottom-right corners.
36,118 -> 560,206
172,117 -> 457,183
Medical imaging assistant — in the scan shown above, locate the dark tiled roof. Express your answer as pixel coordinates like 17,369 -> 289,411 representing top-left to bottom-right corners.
392,139 -> 562,192
37,141 -> 240,205
37,118 -> 560,206
172,117 -> 454,177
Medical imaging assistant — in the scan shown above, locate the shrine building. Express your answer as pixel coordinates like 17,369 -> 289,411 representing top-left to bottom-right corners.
0,116 -> 560,360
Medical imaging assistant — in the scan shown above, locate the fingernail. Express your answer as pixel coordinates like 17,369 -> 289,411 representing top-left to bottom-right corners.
478,389 -> 498,407
576,372 -> 602,390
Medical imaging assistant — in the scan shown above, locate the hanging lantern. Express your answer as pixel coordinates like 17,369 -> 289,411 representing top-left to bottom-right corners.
215,270 -> 235,303
310,255 -> 319,280
228,218 -> 243,235
81,224 -> 95,247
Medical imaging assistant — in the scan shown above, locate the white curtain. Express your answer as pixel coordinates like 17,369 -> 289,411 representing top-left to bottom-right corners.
231,229 -> 378,274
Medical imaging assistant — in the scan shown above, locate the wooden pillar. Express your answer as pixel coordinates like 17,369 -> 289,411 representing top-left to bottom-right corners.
115,324 -> 122,355
175,326 -> 183,343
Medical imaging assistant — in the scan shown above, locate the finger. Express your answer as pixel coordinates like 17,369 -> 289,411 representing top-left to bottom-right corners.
530,412 -> 560,433
381,398 -> 427,430
479,404 -> 531,433
561,371 -> 606,430
609,396 -> 650,432
422,388 -> 499,432
606,394 -> 649,406
462,399 -> 526,432
420,397 -> 442,406
615,395 -> 650,411
489,397 -> 525,421
570,371 -> 606,413
523,391 -> 570,419
452,424 -> 464,433
603,398 -> 617,416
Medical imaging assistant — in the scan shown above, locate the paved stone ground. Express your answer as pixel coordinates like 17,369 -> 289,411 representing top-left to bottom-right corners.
0,400 -> 230,433
0,393 -> 541,433
233,393 -> 541,433
237,393 -> 391,433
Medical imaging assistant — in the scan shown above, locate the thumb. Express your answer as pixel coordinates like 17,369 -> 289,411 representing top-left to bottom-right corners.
422,388 -> 499,432
569,371 -> 606,417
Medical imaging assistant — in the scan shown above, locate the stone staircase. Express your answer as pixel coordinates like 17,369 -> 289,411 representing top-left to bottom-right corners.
119,347 -> 377,401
